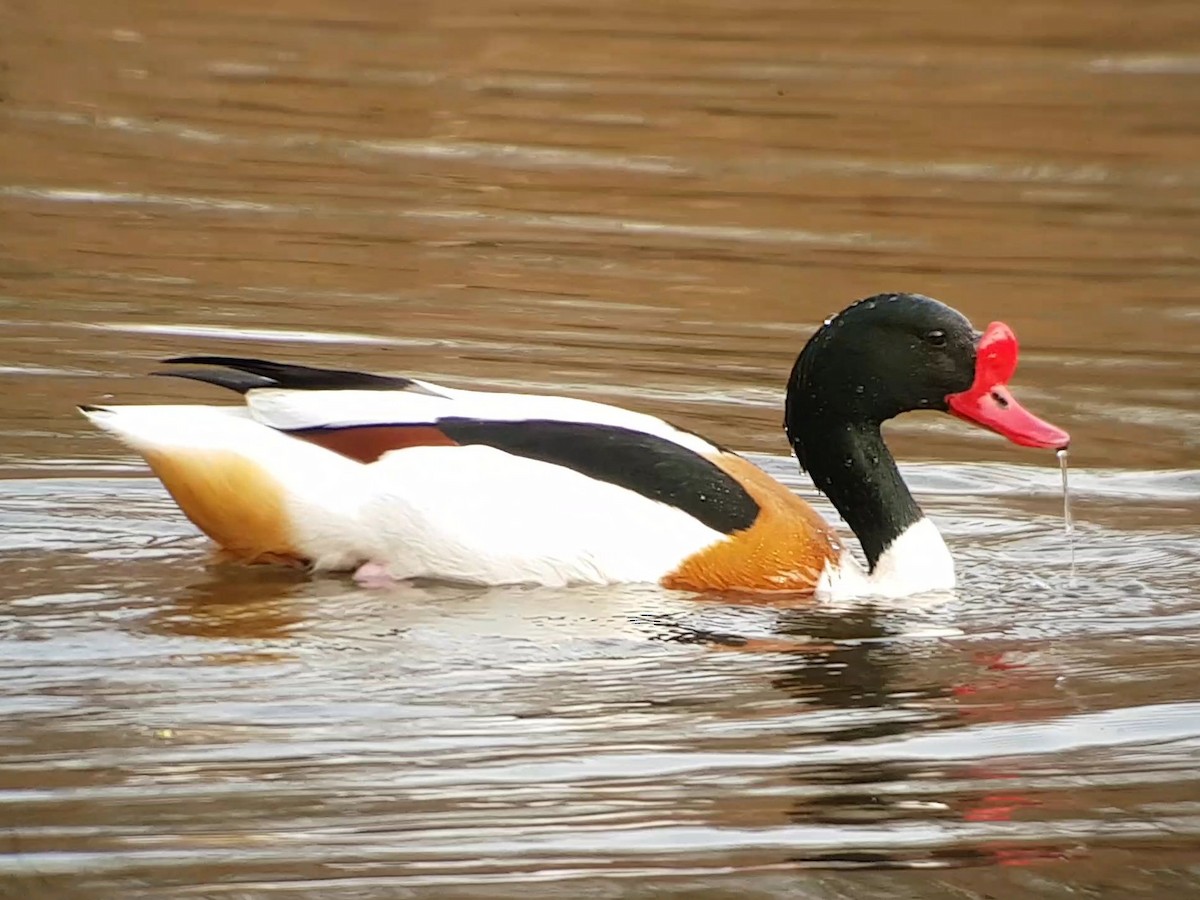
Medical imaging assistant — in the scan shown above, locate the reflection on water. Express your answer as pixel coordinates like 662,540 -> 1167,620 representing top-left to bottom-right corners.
2,0 -> 1200,897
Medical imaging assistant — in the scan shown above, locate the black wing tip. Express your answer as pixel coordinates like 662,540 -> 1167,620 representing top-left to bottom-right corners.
151,368 -> 275,393
153,356 -> 419,393
160,355 -> 275,367
156,357 -> 282,393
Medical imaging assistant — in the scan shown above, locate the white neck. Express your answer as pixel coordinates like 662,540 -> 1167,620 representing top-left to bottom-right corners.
817,517 -> 955,601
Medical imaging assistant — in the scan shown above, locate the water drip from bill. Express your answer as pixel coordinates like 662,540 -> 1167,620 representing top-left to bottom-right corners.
1057,447 -> 1076,577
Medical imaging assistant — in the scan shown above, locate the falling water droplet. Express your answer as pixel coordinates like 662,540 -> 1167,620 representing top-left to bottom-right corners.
1057,448 -> 1076,577
855,384 -> 864,394
1057,449 -> 1074,535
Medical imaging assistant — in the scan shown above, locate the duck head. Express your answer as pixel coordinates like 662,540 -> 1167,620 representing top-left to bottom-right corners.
786,292 -> 1069,457
785,292 -> 1070,577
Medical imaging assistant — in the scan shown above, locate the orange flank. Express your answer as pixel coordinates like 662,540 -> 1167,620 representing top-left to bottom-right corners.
293,425 -> 457,463
662,454 -> 842,593
143,449 -> 303,565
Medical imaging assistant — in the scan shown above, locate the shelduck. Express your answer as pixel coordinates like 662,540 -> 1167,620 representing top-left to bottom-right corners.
81,293 -> 1069,598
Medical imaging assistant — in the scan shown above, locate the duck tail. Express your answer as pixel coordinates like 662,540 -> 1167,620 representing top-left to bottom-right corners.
79,405 -> 366,568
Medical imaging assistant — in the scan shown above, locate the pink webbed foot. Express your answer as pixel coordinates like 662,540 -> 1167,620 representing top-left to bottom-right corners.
353,561 -> 398,588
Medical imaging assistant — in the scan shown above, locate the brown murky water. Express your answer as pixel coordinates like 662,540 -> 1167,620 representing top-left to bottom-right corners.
2,1 -> 1200,897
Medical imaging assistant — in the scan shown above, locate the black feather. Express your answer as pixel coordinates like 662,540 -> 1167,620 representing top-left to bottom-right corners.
158,356 -> 424,392
435,419 -> 760,535
153,368 -> 277,394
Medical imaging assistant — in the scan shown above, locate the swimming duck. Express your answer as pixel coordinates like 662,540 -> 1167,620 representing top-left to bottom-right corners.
80,293 -> 1068,597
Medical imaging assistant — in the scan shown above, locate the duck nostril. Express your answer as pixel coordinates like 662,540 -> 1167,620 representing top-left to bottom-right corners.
990,390 -> 1009,409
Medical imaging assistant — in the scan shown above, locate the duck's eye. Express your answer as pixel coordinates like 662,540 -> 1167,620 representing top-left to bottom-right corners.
924,329 -> 947,347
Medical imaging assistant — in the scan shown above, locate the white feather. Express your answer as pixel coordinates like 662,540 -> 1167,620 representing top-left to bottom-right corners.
816,517 -> 955,601
357,445 -> 725,586
244,384 -> 717,455
82,404 -> 254,450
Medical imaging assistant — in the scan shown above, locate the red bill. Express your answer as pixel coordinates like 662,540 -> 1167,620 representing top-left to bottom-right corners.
946,322 -> 1070,450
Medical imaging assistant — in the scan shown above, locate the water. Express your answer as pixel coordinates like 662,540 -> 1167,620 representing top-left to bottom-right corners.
2,0 -> 1200,897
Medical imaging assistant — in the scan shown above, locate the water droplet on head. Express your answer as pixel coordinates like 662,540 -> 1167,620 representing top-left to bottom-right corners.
823,315 -> 834,326
865,300 -> 876,310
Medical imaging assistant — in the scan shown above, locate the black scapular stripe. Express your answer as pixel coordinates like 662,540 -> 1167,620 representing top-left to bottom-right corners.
437,418 -> 760,535
156,356 -> 426,394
